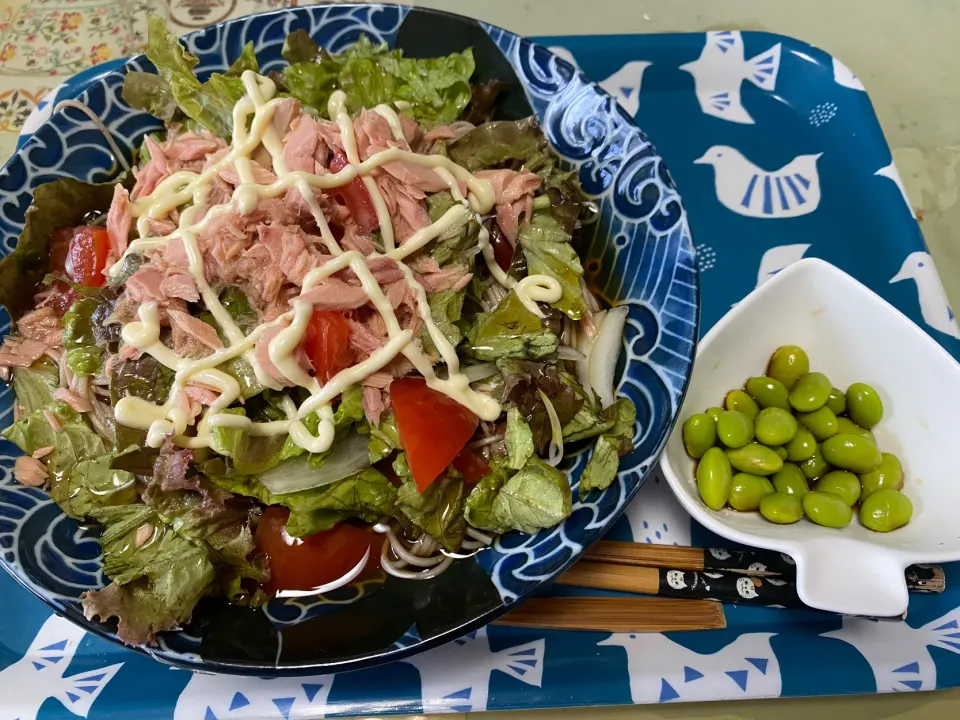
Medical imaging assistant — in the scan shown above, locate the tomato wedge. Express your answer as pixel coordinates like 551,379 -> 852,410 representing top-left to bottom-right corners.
65,226 -> 110,287
391,377 -> 479,491
255,507 -> 379,595
329,150 -> 380,235
304,310 -> 354,383
452,448 -> 491,484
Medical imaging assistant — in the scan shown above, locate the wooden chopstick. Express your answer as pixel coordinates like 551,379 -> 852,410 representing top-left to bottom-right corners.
494,596 -> 726,632
584,541 -> 946,593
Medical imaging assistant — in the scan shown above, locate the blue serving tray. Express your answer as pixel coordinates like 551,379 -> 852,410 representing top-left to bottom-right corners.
4,30 -> 960,718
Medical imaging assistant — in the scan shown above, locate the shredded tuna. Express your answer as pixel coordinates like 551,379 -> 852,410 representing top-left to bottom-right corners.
32,446 -> 54,459
254,324 -> 288,385
271,97 -> 302,142
185,384 -> 219,406
339,255 -> 404,285
347,319 -> 384,357
146,217 -> 178,237
256,224 -> 332,286
282,113 -> 322,174
125,266 -> 166,303
54,387 -> 92,413
340,223 -> 376,255
218,159 -> 277,188
362,386 -> 386,426
14,456 -> 48,487
43,409 -> 62,432
384,280 -> 408,309
374,173 -> 431,242
423,125 -> 457,143
0,337 -> 51,370
418,265 -> 473,294
18,306 -> 64,345
168,309 -> 224,358
131,136 -> 170,200
159,269 -> 200,303
163,131 -> 226,163
135,523 -> 155,549
106,184 -> 131,263
476,169 -> 541,244
298,279 -> 370,311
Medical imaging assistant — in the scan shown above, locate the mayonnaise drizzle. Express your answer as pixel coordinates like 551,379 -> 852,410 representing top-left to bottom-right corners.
112,70 -> 555,452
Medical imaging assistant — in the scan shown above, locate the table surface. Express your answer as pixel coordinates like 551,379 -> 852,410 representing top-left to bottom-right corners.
1,0 -> 959,717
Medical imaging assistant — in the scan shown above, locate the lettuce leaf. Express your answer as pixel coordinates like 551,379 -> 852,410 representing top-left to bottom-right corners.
208,467 -> 398,538
0,177 -> 118,322
282,33 -> 474,127
447,116 -> 545,172
465,291 -> 558,361
121,72 -> 178,122
579,398 -> 637,497
422,289 -> 465,357
490,457 -> 572,534
464,465 -> 511,533
226,41 -> 259,76
52,453 -> 137,520
517,213 -> 587,320
427,191 -> 480,266
505,407 -> 534,470
368,410 -> 400,463
3,403 -> 107,483
140,15 -> 244,138
11,358 -> 58,415
396,472 -> 466,552
66,346 -> 105,377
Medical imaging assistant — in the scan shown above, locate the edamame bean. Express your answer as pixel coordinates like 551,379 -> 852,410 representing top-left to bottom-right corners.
745,376 -> 791,410
789,372 -> 833,412
759,492 -> 804,524
725,390 -> 759,420
706,406 -> 724,423
796,406 -> 839,441
860,488 -> 913,532
772,463 -> 810,497
800,445 -> 830,481
803,490 -> 853,528
728,473 -> 775,512
836,417 -> 877,445
846,383 -> 884,429
772,445 -> 788,460
767,345 -> 809,390
697,447 -> 733,511
717,410 -> 754,449
822,434 -> 883,473
826,388 -> 847,416
682,413 -> 717,458
815,470 -> 861,507
725,443 -> 783,475
859,453 -> 904,502
754,407 -> 798,446
785,426 -> 817,462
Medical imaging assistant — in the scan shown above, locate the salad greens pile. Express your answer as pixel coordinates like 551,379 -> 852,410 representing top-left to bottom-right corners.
0,17 -> 637,647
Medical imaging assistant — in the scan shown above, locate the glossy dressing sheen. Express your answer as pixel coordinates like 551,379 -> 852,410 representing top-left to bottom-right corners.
112,72 -> 559,452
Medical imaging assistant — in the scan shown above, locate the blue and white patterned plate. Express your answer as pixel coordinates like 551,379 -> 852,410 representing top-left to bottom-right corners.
0,4 -> 697,673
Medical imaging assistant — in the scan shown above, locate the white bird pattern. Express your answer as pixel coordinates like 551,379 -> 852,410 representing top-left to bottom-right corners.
890,251 -> 960,339
875,161 -> 916,219
822,606 -> 960,692
756,244 -> 811,288
174,671 -> 336,720
0,615 -> 123,720
400,626 -> 545,713
547,46 -> 650,117
694,145 -> 823,219
598,632 -> 781,703
622,467 -> 692,546
679,31 -> 781,124
832,57 -> 866,91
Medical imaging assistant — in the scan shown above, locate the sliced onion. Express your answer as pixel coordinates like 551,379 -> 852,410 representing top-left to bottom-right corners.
557,345 -> 586,361
259,431 -> 371,495
537,388 -> 564,467
464,363 -> 498,382
589,306 -> 629,409
576,309 -> 606,395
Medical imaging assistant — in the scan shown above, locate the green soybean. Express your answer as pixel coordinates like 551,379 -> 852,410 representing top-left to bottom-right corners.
800,445 -> 830,481
822,434 -> 883,473
745,376 -> 791,411
826,388 -> 847,416
759,492 -> 804,524
803,490 -> 854,528
785,426 -> 817,462
767,345 -> 809,390
772,463 -> 810,496
683,414 -> 717,458
697,447 -> 733,511
846,383 -> 884,429
728,473 -> 775,512
860,488 -> 913,532
789,372 -> 833,412
725,390 -> 759,420
815,471 -> 861,507
716,410 -> 754,449
796,406 -> 839,441
772,445 -> 788,460
836,417 -> 877,445
859,453 -> 904,502
706,406 -> 724,423
754,407 -> 798,446
725,443 -> 783,475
